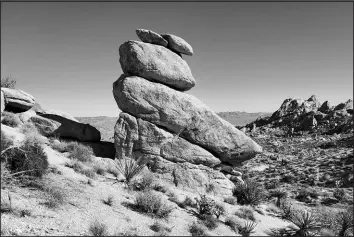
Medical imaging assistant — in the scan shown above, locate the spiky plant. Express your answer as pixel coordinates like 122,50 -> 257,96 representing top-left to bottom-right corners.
239,221 -> 257,237
233,179 -> 266,206
114,156 -> 148,188
270,189 -> 288,207
288,210 -> 320,236
335,208 -> 353,237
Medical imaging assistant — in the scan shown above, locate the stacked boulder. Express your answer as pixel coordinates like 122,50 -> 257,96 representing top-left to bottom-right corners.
113,29 -> 262,195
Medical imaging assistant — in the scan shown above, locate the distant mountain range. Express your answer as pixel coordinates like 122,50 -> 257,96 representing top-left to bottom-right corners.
76,111 -> 272,142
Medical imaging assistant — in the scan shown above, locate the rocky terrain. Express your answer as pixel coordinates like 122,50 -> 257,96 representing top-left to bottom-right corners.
1,29 -> 352,237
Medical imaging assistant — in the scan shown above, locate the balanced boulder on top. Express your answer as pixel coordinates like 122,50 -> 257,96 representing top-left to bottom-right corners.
161,33 -> 194,56
1,88 -> 35,112
136,29 -> 168,47
119,41 -> 195,91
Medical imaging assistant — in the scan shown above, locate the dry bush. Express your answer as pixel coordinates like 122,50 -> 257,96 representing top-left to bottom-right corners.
225,216 -> 243,233
102,195 -> 114,206
1,111 -> 21,127
67,142 -> 94,162
201,214 -> 219,230
134,190 -> 174,219
93,162 -> 106,175
132,171 -> 156,191
150,221 -> 172,233
1,131 -> 13,162
20,122 -> 38,134
42,186 -> 65,209
1,76 -> 16,88
6,135 -> 48,177
235,206 -> 256,222
65,160 -> 96,179
89,220 -> 109,236
224,196 -> 237,205
189,222 -> 208,236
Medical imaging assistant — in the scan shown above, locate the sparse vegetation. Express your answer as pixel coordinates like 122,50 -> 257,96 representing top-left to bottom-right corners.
114,157 -> 148,188
89,220 -> 109,236
1,111 -> 22,127
201,214 -> 219,230
67,142 -> 94,162
335,208 -> 353,236
150,221 -> 172,233
224,196 -> 237,205
6,134 -> 48,177
196,194 -> 217,217
239,221 -> 257,237
269,188 -> 288,207
235,206 -> 256,221
132,171 -> 156,191
20,209 -> 32,217
43,186 -> 65,209
233,179 -> 266,206
102,195 -> 114,206
225,216 -> 243,233
189,222 -> 208,236
1,76 -> 16,88
134,190 -> 174,218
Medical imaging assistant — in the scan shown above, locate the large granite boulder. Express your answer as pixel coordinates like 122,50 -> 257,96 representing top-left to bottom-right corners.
113,75 -> 262,166
1,88 -> 35,112
114,112 -> 221,167
146,154 -> 234,195
39,113 -> 101,142
119,41 -> 195,91
161,33 -> 193,56
136,29 -> 168,47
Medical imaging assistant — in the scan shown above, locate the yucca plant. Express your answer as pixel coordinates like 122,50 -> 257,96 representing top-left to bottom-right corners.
239,221 -> 257,237
288,210 -> 320,236
114,156 -> 148,188
233,179 -> 266,206
270,189 -> 288,207
335,208 -> 353,237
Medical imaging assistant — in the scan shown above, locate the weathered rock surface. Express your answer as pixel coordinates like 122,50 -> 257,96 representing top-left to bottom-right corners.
136,29 -> 168,47
161,33 -> 193,56
114,112 -> 221,167
38,113 -> 101,141
1,88 -> 35,112
119,41 -> 195,91
19,110 -> 37,123
334,99 -> 353,111
113,75 -> 262,165
319,101 -> 331,114
147,155 -> 234,195
29,115 -> 60,136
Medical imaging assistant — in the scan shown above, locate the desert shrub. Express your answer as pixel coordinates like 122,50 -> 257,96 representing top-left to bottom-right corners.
65,160 -> 96,179
335,208 -> 353,236
20,122 -> 38,134
296,188 -> 319,202
50,139 -> 69,153
22,129 -> 46,145
183,196 -> 197,208
67,142 -> 93,162
206,183 -> 217,194
224,196 -> 237,205
80,168 -> 96,179
333,188 -> 346,202
189,222 -> 208,236
152,183 -> 169,193
239,221 -> 257,237
114,157 -> 148,187
132,172 -> 155,191
1,76 -> 16,88
134,190 -> 174,218
150,221 -> 172,233
93,162 -> 106,175
214,202 -> 226,219
201,214 -> 218,230
1,111 -> 21,127
196,194 -> 217,217
20,209 -> 32,217
279,200 -> 296,220
235,206 -> 256,221
233,179 -> 266,206
89,220 -> 109,236
44,186 -> 65,209
102,195 -> 114,206
225,216 -> 243,233
1,131 -> 13,162
7,136 -> 48,177
269,189 -> 288,207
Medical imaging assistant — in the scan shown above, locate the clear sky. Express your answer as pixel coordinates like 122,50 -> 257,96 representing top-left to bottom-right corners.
1,2 -> 352,117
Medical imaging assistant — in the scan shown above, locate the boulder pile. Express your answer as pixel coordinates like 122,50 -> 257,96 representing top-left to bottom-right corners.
113,29 -> 262,195
244,95 -> 353,135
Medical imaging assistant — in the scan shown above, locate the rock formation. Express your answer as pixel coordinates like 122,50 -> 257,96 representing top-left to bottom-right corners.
1,88 -> 35,112
113,29 -> 263,195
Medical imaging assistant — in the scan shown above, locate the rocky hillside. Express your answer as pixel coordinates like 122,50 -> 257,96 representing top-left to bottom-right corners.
218,112 -> 272,126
